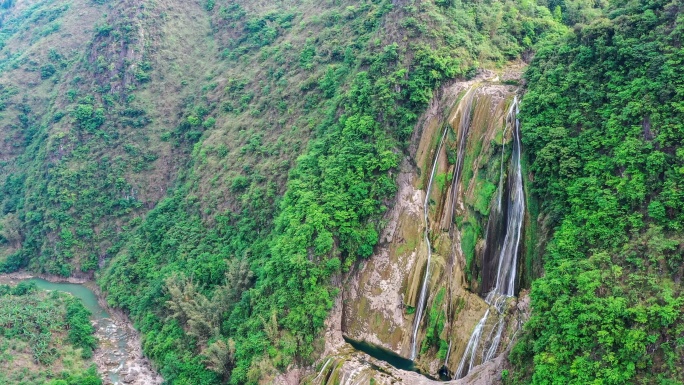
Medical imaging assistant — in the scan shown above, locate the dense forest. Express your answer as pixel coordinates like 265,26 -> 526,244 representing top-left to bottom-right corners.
0,0 -> 681,384
512,0 -> 684,383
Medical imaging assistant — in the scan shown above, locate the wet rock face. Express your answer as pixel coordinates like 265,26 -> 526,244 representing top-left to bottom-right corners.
297,337 -> 515,385
341,168 -> 424,352
337,70 -> 529,380
295,292 -> 531,385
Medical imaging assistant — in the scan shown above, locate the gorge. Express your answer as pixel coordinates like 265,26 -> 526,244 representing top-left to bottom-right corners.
0,0 -> 682,384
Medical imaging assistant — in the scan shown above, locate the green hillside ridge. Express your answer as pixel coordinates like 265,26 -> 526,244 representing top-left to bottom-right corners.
100,1 -> 564,382
1,0 -> 563,383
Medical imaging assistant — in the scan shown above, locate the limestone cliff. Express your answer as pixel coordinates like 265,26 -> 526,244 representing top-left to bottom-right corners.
293,66 -> 534,384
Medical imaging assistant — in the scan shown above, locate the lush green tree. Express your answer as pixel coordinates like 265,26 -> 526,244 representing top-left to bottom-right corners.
512,0 -> 684,383
66,298 -> 97,358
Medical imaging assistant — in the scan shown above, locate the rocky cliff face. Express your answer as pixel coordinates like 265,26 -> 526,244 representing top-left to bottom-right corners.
292,68 -> 533,384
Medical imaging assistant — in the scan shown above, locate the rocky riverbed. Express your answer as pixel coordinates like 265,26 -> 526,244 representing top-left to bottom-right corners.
0,272 -> 163,385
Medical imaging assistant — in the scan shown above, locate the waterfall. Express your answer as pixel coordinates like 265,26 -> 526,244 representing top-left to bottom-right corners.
410,88 -> 476,361
313,358 -> 332,384
497,98 -> 517,211
490,96 -> 523,297
487,98 -> 525,296
455,309 -> 489,378
409,119 -> 449,360
442,88 -> 476,369
448,88 -> 476,234
454,96 -> 524,379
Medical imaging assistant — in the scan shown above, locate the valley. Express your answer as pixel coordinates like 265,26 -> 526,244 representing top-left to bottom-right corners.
0,0 -> 682,384
0,272 -> 161,385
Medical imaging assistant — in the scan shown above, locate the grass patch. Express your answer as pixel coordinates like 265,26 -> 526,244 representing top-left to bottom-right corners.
461,220 -> 479,282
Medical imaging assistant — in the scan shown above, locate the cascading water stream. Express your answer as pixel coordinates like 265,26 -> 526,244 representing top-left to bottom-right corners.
410,87 -> 476,361
497,98 -> 517,211
409,119 -> 449,360
490,97 -> 523,298
455,308 -> 489,377
448,88 -> 476,236
455,96 -> 524,379
313,358 -> 332,384
442,88 -> 476,369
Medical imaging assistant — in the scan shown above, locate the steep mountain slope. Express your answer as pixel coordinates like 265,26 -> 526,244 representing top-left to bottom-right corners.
14,0 -> 681,384
0,0 -> 216,274
91,1 -> 561,384
5,0 -> 678,384
511,0 -> 684,383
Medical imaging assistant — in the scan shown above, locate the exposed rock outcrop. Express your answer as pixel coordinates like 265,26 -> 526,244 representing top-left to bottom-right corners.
341,71 -> 525,376
277,67 -> 532,385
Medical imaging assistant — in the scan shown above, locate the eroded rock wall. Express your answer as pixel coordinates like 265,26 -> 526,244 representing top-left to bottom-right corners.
341,72 -> 525,377
291,68 -> 533,385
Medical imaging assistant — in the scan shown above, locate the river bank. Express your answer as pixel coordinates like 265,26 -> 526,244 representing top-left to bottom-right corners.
0,272 -> 163,385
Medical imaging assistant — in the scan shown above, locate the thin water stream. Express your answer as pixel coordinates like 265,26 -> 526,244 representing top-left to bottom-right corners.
410,87 -> 476,361
455,96 -> 524,379
442,88 -> 476,373
409,118 -> 449,361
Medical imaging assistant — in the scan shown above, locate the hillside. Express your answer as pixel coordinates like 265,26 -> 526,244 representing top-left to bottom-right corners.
0,0 -> 682,384
0,0 -> 562,383
0,281 -> 99,385
512,0 -> 684,383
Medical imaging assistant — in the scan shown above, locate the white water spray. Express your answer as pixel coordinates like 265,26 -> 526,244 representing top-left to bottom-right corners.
313,358 -> 332,384
455,96 -> 524,379
455,308 -> 489,377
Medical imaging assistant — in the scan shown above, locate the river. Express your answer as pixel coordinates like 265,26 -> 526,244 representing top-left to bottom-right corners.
0,273 -> 162,385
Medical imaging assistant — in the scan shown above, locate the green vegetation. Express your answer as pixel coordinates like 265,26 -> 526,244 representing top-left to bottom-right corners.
47,367 -> 101,385
461,221 -> 480,282
86,1 -> 564,383
0,0 -> 171,275
511,0 -> 684,383
66,298 -> 97,359
0,283 -> 100,385
435,173 -> 453,194
420,287 -> 447,357
472,179 -> 497,216
519,152 -> 543,289
10,0 -> 676,383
